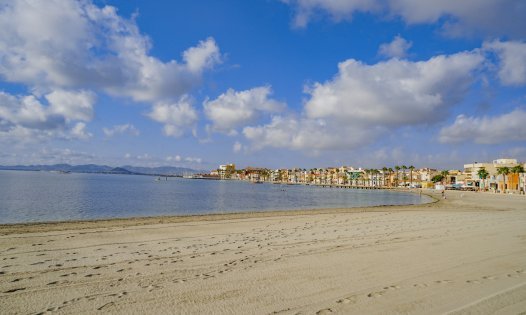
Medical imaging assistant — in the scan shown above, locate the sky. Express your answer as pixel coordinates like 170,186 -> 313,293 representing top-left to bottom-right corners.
1,0 -> 526,170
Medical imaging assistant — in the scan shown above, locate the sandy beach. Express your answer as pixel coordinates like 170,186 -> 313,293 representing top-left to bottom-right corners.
1,190 -> 525,314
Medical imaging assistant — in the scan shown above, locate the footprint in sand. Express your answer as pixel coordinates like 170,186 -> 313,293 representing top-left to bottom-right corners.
435,280 -> 453,284
383,285 -> 401,290
316,308 -> 333,314
337,296 -> 357,304
84,273 -> 100,278
108,291 -> 128,298
367,291 -> 386,298
482,275 -> 496,280
4,287 -> 25,293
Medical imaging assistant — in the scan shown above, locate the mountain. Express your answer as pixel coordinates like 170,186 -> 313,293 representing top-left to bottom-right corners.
0,164 -> 203,175
106,167 -> 134,175
120,165 -> 202,175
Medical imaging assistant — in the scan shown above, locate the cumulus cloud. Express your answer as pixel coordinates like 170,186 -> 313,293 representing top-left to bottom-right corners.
243,51 -> 482,151
204,86 -> 285,135
0,90 -> 95,142
147,96 -> 198,137
243,116 -> 382,151
283,0 -> 379,28
439,109 -> 526,144
305,51 -> 483,126
70,122 -> 92,140
0,1 -> 221,101
102,124 -> 140,137
0,0 -> 221,137
46,90 -> 95,122
378,35 -> 412,58
484,40 -> 526,86
284,0 -> 526,38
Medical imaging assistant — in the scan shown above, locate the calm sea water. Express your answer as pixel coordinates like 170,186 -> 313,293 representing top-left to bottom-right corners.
0,170 -> 433,224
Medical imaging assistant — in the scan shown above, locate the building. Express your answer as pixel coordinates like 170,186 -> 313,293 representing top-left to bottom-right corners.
218,163 -> 236,179
463,158 -> 522,192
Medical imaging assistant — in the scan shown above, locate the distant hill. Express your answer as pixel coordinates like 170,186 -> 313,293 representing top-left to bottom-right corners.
0,164 -> 203,176
120,165 -> 203,175
106,167 -> 134,175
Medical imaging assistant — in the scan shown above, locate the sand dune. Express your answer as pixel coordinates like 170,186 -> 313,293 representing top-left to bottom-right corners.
1,190 -> 525,314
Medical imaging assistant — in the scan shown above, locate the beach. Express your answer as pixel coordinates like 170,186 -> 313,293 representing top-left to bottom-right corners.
1,190 -> 525,314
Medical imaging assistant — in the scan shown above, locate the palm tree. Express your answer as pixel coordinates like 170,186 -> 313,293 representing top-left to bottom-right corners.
363,168 -> 371,186
402,165 -> 407,187
409,165 -> 415,188
395,166 -> 401,187
477,167 -> 489,191
372,169 -> 379,187
388,168 -> 394,187
497,167 -> 510,192
382,167 -> 388,187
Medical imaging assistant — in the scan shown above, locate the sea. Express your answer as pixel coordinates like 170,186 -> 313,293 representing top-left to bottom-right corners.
0,170 -> 433,224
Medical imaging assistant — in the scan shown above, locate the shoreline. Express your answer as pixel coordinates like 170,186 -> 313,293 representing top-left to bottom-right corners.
0,190 -> 438,235
1,190 -> 525,314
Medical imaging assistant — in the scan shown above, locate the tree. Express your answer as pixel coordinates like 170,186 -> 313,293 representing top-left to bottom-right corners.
432,174 -> 444,183
395,166 -> 401,187
382,167 -> 388,187
477,167 -> 489,191
511,165 -> 524,174
372,169 -> 379,187
497,167 -> 510,192
388,168 -> 394,187
409,165 -> 415,188
402,165 -> 407,186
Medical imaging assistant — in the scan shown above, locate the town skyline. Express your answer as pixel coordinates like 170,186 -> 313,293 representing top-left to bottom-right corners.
1,0 -> 525,169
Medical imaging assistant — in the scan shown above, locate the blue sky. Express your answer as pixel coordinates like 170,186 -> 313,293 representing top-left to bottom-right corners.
1,0 -> 525,170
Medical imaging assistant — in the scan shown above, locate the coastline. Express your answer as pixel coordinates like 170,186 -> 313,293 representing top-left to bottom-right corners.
0,189 -> 437,235
1,190 -> 525,314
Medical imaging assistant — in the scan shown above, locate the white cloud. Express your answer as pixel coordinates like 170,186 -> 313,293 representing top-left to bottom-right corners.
0,0 -> 221,138
439,109 -> 526,144
0,1 -> 221,102
103,124 -> 140,137
484,40 -> 526,86
136,153 -> 151,160
283,0 -> 379,28
166,155 -> 182,162
243,51 -> 482,151
204,86 -> 284,135
284,0 -> 526,38
233,141 -> 243,153
46,90 -> 95,122
243,115 -> 382,151
305,51 -> 483,126
147,96 -> 198,137
183,37 -> 222,73
184,157 -> 202,163
70,122 -> 92,140
0,90 -> 95,142
378,35 -> 412,58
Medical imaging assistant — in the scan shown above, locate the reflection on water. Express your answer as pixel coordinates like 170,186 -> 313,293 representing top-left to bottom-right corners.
0,170 -> 433,224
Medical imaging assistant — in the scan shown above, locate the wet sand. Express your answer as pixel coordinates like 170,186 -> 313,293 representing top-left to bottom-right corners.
1,190 -> 525,314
